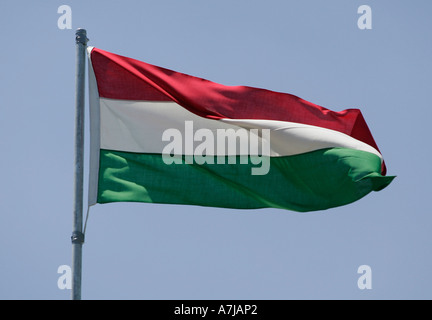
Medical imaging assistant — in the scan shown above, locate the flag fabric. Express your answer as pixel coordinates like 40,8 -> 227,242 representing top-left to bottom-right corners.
87,47 -> 394,212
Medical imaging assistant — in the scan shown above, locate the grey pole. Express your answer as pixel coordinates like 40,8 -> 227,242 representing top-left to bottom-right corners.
72,28 -> 88,300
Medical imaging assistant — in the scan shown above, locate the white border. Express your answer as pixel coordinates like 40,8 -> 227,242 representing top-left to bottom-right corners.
87,46 -> 101,206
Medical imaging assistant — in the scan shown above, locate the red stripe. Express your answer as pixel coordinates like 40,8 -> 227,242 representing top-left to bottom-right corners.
90,47 -> 386,174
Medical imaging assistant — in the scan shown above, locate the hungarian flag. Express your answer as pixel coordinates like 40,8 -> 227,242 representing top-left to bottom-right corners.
87,47 -> 394,212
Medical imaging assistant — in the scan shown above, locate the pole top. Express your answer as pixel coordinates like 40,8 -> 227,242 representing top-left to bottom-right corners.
75,28 -> 89,45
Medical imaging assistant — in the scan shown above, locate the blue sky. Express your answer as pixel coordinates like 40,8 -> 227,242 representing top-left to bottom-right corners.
0,0 -> 431,300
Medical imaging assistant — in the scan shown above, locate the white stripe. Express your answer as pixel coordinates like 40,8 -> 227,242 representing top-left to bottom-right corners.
219,118 -> 383,160
99,98 -> 382,160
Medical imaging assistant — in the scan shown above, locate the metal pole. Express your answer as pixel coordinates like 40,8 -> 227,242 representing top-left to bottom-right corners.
72,28 -> 88,300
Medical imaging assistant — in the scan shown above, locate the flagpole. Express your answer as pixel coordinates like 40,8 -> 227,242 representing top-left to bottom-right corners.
72,28 -> 88,300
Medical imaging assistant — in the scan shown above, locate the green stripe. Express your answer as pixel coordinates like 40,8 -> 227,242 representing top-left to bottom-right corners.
97,148 -> 394,212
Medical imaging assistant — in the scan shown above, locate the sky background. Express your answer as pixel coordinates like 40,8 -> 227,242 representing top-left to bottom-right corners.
0,0 -> 431,300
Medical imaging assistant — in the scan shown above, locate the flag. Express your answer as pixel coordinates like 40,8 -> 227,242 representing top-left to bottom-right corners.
87,47 -> 394,212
